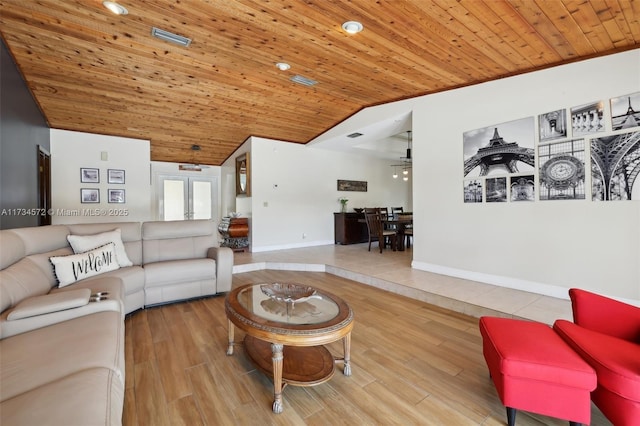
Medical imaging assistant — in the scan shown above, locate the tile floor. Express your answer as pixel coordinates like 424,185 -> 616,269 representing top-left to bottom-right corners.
232,243 -> 573,325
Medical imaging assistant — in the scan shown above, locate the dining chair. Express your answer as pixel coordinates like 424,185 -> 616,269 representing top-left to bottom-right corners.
404,228 -> 413,248
391,207 -> 403,215
365,212 -> 397,253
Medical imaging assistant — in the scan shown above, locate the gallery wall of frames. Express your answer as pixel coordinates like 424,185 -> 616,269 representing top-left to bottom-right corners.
462,91 -> 640,203
79,167 -> 126,204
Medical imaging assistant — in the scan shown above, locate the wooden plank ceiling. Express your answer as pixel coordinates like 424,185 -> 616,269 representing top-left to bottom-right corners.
1,0 -> 638,165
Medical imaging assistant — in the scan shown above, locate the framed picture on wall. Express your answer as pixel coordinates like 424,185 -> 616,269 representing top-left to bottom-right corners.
107,169 -> 125,184
80,168 -> 99,183
235,153 -> 251,196
81,188 -> 100,203
108,189 -> 125,203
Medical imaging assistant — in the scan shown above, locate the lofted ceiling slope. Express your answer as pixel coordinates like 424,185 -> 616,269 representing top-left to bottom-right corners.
1,0 -> 638,165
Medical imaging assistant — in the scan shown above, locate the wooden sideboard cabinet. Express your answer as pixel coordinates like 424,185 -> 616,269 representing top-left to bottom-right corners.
334,212 -> 368,245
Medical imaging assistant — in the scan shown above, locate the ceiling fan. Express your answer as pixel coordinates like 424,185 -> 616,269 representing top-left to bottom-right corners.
179,145 -> 211,171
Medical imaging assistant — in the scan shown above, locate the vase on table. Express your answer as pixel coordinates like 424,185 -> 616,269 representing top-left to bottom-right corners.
340,203 -> 347,213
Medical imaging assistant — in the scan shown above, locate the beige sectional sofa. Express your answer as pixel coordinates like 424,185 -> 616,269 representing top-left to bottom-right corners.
0,219 -> 233,425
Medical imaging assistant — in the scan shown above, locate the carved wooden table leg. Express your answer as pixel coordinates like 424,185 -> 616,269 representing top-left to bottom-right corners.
271,343 -> 284,413
226,319 -> 235,355
343,332 -> 352,376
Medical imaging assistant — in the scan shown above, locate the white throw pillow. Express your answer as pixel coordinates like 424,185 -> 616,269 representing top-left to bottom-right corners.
50,243 -> 120,287
67,228 -> 133,267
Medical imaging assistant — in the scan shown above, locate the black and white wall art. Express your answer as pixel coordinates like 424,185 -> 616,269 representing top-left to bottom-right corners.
610,92 -> 640,131
539,139 -> 586,200
463,117 -> 535,177
463,179 -> 483,203
571,101 -> 605,136
539,109 -> 567,142
486,177 -> 507,202
510,175 -> 535,201
591,130 -> 640,201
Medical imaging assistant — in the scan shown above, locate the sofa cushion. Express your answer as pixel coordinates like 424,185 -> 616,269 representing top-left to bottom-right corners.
142,219 -> 216,263
67,228 -> 133,267
0,310 -> 124,402
0,257 -> 53,313
50,243 -> 120,287
554,319 -> 640,402
80,265 -> 144,314
144,258 -> 216,287
7,225 -> 70,256
0,368 -> 124,426
0,230 -> 25,270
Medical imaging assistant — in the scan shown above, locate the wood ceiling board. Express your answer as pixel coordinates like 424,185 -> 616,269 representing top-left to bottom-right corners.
1,0 -> 638,165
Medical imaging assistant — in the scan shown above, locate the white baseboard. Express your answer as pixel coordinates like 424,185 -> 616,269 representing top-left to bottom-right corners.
250,240 -> 334,253
411,260 -> 571,300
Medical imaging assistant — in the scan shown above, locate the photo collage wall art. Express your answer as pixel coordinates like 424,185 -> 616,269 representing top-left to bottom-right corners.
79,168 -> 127,204
463,91 -> 640,203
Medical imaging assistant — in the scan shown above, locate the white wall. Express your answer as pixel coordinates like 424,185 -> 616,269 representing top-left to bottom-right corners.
50,129 -> 152,224
411,49 -> 640,302
248,137 -> 412,251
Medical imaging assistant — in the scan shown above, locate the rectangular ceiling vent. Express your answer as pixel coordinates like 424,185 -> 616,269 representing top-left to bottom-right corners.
347,132 -> 364,138
290,75 -> 318,86
151,27 -> 192,47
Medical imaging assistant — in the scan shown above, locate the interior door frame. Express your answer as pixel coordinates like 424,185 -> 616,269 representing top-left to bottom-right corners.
37,145 -> 51,226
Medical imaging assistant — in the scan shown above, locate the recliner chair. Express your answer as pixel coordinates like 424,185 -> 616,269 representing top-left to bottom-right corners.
553,288 -> 640,426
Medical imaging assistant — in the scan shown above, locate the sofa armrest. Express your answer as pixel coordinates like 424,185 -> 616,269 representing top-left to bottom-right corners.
569,288 -> 640,343
207,246 -> 233,293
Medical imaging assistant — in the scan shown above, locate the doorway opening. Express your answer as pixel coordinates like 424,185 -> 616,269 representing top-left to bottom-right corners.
37,145 -> 51,226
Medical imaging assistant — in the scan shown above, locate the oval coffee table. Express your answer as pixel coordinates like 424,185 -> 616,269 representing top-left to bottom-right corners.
225,283 -> 354,413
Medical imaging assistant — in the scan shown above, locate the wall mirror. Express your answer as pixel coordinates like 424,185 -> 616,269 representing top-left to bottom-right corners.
235,152 -> 251,196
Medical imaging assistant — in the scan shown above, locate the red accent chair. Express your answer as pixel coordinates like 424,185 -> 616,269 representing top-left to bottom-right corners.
479,316 -> 596,426
553,288 -> 640,426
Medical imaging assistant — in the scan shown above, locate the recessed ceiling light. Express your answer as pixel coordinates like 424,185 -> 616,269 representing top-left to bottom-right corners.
275,62 -> 290,71
102,1 -> 128,15
342,21 -> 363,34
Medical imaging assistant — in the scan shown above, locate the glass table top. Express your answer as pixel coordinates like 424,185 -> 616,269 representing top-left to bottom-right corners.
237,283 -> 340,325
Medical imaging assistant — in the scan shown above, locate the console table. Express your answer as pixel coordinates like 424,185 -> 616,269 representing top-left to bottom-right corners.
334,212 -> 368,245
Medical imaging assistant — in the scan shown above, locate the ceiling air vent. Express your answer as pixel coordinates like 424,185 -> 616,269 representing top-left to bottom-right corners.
151,27 -> 192,47
347,132 -> 364,138
290,75 -> 317,86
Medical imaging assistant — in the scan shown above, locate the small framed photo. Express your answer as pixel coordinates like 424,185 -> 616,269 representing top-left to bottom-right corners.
108,189 -> 125,204
108,169 -> 125,184
80,168 -> 99,183
81,188 -> 100,203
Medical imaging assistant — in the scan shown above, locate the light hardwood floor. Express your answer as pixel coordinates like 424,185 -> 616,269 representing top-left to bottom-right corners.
123,270 -> 610,425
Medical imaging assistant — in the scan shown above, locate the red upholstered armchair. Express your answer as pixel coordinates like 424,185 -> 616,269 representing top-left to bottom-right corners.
553,288 -> 640,426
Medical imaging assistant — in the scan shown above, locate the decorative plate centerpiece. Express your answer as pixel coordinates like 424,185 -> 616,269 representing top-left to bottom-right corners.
260,283 -> 317,303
